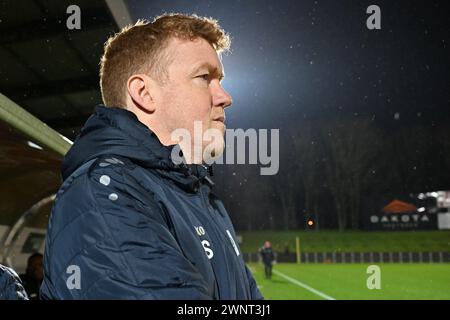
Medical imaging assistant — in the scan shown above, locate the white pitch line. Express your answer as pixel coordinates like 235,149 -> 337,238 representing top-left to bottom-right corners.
273,270 -> 336,300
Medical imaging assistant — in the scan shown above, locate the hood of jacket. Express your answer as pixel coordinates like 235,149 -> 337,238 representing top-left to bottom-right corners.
61,105 -> 211,191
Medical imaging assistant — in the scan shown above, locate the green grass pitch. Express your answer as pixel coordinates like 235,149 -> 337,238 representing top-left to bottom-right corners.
248,263 -> 450,300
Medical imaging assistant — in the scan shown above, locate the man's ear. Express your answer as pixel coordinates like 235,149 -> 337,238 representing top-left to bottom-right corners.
127,74 -> 156,113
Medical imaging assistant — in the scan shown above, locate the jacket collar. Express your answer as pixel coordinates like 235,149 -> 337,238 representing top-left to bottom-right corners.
62,105 -> 214,192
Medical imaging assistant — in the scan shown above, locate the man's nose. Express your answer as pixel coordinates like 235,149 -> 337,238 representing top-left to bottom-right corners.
212,83 -> 232,109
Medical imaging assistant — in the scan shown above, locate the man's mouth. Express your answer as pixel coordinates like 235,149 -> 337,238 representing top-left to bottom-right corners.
214,116 -> 225,123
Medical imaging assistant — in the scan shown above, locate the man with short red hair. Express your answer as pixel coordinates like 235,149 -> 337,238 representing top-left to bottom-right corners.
41,13 -> 262,300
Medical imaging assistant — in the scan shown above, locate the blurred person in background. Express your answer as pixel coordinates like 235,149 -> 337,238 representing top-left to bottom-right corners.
259,241 -> 275,279
20,253 -> 43,300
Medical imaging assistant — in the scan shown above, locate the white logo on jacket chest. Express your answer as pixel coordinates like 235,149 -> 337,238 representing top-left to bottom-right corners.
194,226 -> 214,259
194,226 -> 206,236
201,240 -> 214,259
226,229 -> 240,256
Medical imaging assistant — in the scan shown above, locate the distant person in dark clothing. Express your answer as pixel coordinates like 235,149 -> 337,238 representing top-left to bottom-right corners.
283,242 -> 290,254
20,253 -> 43,300
259,241 -> 275,279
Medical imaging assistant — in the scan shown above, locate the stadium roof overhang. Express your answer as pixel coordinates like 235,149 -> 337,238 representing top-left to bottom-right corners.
0,0 -> 132,266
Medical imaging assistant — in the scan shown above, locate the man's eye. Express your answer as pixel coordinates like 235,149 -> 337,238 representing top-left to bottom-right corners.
197,74 -> 209,81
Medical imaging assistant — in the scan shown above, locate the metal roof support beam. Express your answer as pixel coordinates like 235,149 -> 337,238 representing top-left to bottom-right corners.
105,0 -> 133,29
0,93 -> 72,156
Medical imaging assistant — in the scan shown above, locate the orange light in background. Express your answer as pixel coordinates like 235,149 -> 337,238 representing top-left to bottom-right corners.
307,219 -> 314,226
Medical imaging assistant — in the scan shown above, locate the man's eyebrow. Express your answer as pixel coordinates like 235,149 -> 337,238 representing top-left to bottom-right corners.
190,62 -> 225,80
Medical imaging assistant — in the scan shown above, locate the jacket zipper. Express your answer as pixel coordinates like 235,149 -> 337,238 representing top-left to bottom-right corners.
198,184 -> 237,299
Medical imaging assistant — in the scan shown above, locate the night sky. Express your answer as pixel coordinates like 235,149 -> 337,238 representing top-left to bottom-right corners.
128,0 -> 449,129
128,1 -> 450,229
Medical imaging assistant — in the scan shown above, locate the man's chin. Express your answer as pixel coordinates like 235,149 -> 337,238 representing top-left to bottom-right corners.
212,120 -> 226,131
203,139 -> 225,164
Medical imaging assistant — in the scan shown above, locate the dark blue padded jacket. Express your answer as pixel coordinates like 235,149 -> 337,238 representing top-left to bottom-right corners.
0,264 -> 28,300
40,105 -> 263,300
